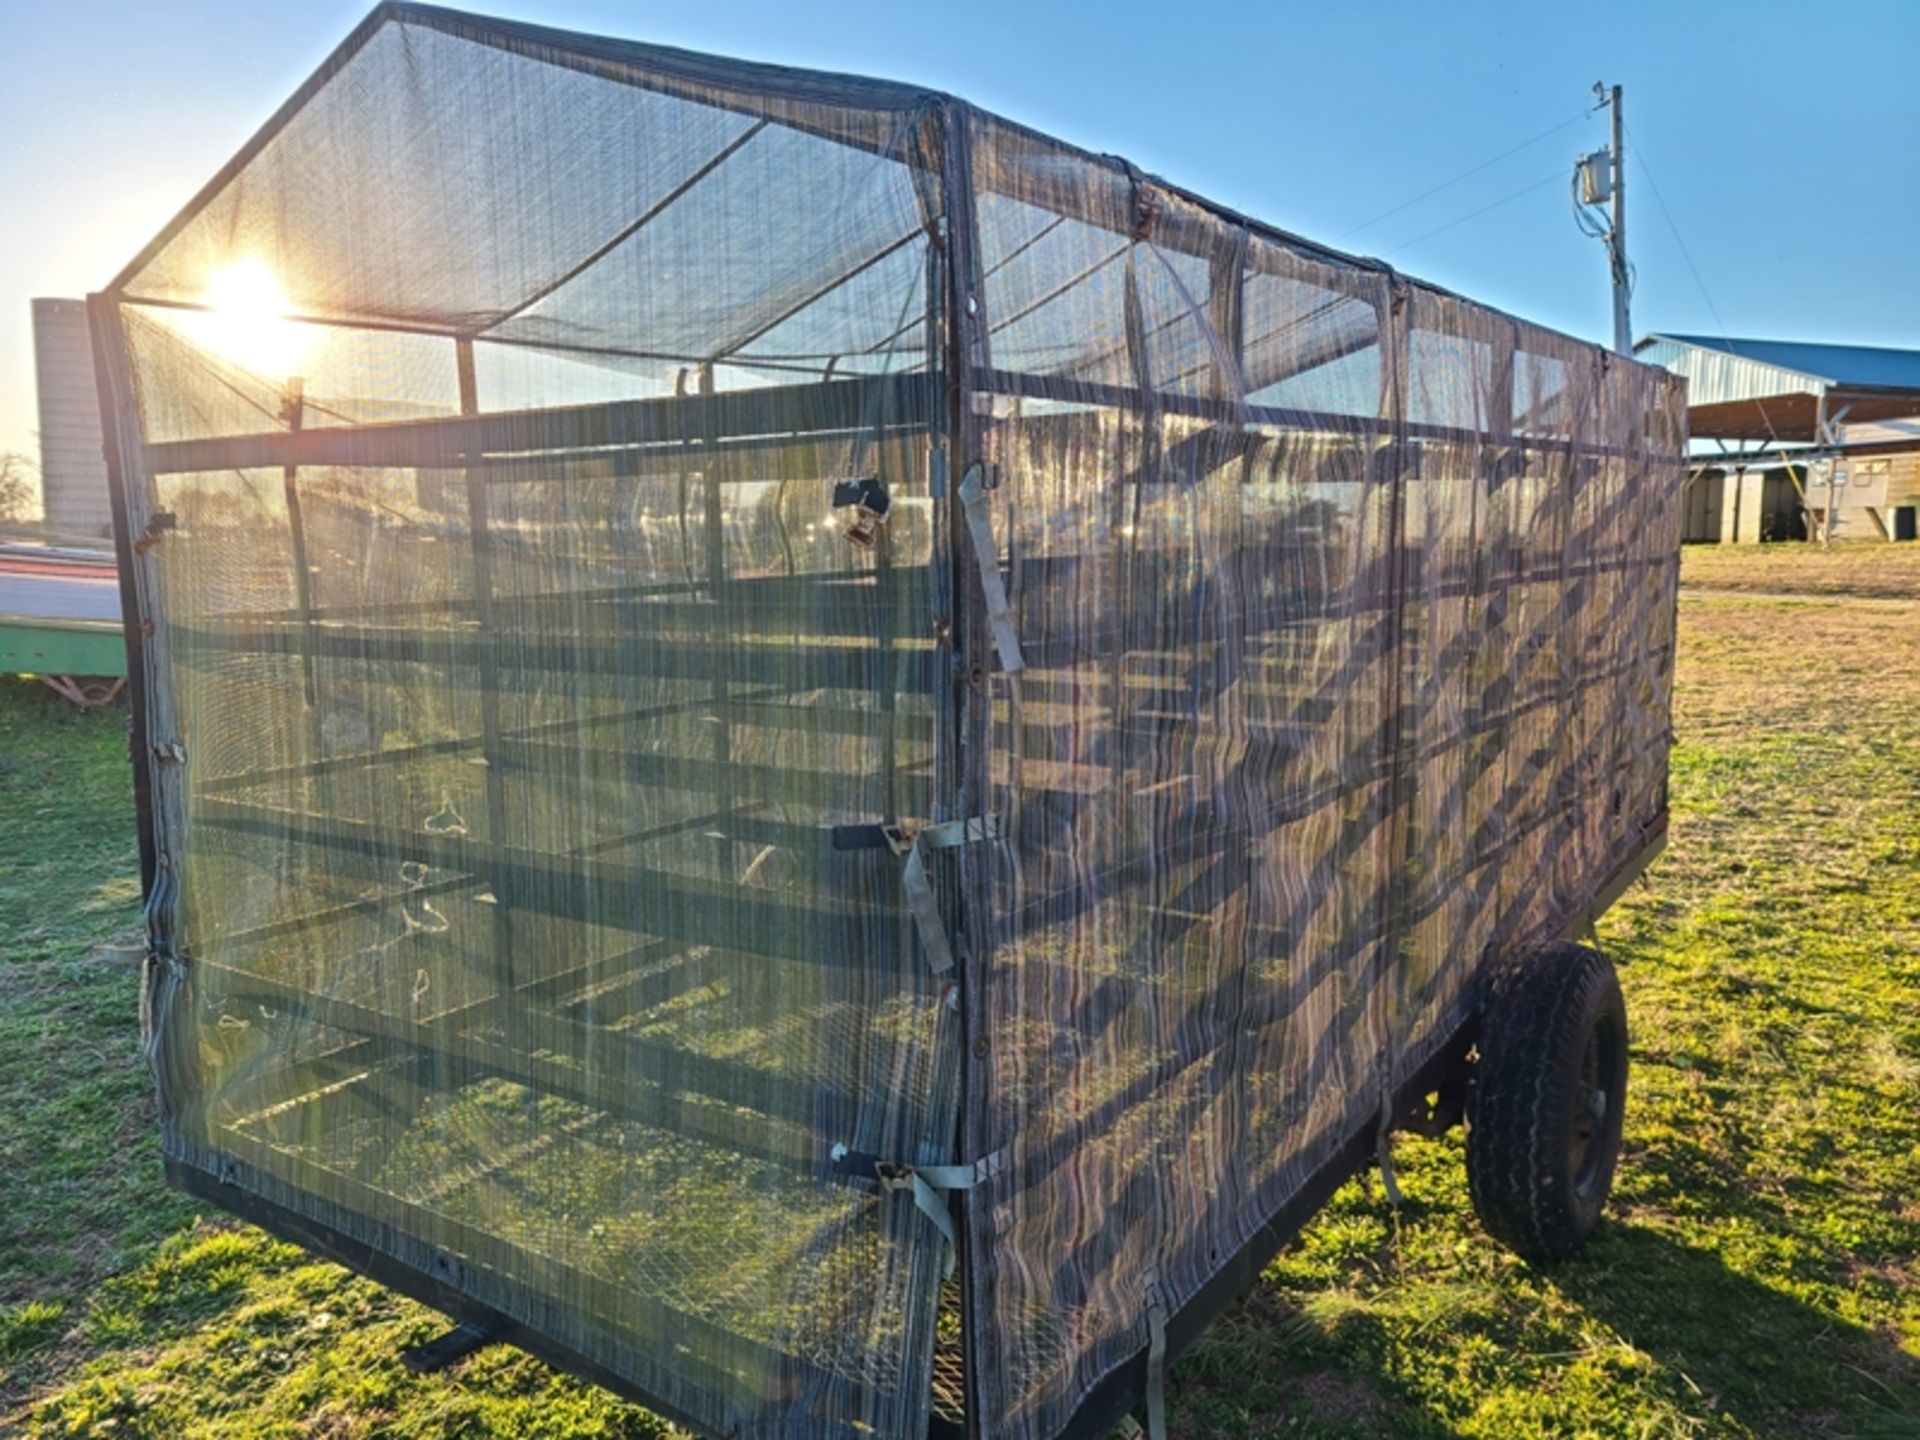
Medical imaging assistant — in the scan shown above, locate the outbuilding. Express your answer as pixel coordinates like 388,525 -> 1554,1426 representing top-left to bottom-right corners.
1637,333 -> 1920,543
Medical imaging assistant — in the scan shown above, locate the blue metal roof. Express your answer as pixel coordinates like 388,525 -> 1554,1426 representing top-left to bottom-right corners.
1642,334 -> 1920,392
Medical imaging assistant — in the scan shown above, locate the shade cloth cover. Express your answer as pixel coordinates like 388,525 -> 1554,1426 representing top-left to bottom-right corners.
95,7 -> 1687,1437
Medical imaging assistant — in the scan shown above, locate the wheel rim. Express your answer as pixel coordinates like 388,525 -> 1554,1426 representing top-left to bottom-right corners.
1570,1014 -> 1620,1197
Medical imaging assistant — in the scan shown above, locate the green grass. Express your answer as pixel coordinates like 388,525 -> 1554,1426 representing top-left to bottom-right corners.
3,542 -> 1919,1438
0,682 -> 193,1324
0,676 -> 677,1435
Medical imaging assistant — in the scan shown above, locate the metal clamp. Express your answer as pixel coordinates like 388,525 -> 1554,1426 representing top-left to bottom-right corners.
831,822 -> 913,854
1375,1089 -> 1404,1208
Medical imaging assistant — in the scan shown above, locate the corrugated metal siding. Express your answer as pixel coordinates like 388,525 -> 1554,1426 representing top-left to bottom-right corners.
1894,455 -> 1919,509
32,298 -> 113,539
1648,334 -> 1920,391
1636,336 -> 1828,411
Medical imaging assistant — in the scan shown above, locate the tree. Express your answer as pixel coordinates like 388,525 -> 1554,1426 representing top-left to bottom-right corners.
0,451 -> 42,525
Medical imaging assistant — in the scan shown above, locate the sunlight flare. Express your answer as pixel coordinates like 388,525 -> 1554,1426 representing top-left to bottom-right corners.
181,257 -> 313,380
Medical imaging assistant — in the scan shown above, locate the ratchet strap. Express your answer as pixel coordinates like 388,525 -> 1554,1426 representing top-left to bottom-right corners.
903,816 -> 998,974
836,816 -> 1000,974
957,462 -> 1025,674
831,1144 -> 1008,1274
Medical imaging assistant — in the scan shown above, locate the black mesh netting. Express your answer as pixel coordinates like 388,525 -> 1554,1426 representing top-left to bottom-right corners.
95,7 -> 1686,1437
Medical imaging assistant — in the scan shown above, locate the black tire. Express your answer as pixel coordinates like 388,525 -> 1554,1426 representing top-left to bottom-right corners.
1466,941 -> 1629,1262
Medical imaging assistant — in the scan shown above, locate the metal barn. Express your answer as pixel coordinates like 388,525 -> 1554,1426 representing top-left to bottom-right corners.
92,7 -> 1688,1437
1640,333 -> 1920,544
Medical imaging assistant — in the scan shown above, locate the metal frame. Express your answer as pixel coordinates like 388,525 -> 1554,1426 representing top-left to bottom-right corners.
96,343 -> 1677,1438
90,293 -> 159,896
158,799 -> 1661,1440
165,1151 -> 973,1440
157,814 -> 1665,1440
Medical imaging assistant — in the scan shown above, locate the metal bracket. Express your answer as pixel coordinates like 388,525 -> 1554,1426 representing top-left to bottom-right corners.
831,475 -> 890,514
1374,1090 -> 1404,1207
1143,1271 -> 1169,1440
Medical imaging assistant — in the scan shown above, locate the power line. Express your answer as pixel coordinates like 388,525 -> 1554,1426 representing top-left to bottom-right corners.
1628,121 -> 1788,456
1335,109 -> 1593,244
1625,121 -> 1729,339
1381,168 -> 1566,257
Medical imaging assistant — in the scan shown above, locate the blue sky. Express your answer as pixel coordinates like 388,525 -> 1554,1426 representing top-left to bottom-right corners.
3,0 -> 1918,460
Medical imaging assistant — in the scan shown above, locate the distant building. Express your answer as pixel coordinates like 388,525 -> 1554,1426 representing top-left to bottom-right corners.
31,298 -> 112,540
1637,333 -> 1920,543
30,298 -> 464,544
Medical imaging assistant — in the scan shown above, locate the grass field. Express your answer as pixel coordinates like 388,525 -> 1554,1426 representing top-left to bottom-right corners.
1678,541 -> 1920,599
2,543 -> 1916,1439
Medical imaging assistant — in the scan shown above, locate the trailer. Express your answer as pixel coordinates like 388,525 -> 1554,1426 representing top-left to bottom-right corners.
91,8 -> 1687,1437
0,543 -> 127,705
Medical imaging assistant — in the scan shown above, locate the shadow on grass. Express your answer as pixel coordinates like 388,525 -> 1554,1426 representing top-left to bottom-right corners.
1550,1217 -> 1920,1439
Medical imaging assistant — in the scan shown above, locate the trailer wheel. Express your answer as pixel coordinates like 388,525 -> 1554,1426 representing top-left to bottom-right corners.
1466,941 -> 1628,1261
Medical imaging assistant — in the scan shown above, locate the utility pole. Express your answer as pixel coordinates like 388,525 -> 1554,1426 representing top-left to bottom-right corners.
1606,84 -> 1629,355
1575,83 -> 1631,355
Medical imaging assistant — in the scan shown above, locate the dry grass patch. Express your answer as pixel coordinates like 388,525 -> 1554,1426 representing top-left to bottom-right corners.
1682,539 -> 1920,599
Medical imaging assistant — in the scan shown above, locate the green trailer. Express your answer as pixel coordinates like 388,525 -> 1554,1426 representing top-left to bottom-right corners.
0,549 -> 128,705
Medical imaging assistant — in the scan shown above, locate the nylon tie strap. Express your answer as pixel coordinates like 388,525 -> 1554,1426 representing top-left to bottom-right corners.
831,1144 -> 1008,1276
957,462 -> 1026,674
1376,1089 -> 1404,1208
1144,1270 -> 1169,1440
897,816 -> 999,975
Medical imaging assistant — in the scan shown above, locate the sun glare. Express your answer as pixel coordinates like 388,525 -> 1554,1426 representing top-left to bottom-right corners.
182,258 -> 315,380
